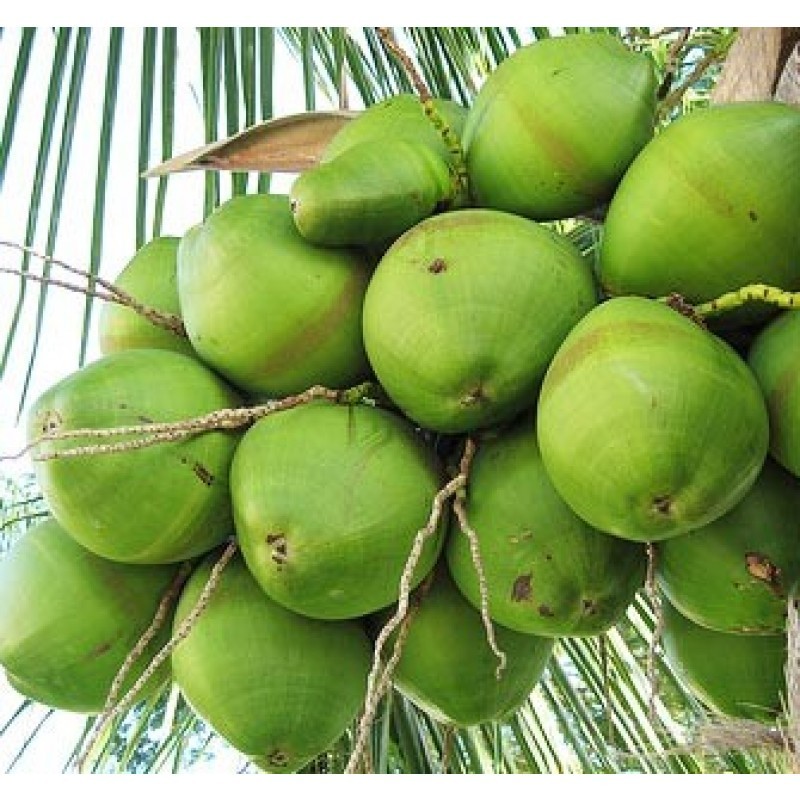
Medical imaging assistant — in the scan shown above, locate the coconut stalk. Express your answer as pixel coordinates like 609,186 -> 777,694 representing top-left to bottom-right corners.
712,28 -> 800,106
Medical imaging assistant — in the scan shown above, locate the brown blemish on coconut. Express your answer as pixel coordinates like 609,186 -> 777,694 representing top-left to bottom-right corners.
745,551 -> 783,596
652,495 -> 672,516
266,748 -> 289,768
460,384 -> 486,407
266,534 -> 288,568
428,258 -> 447,274
538,604 -> 555,618
89,641 -> 112,658
511,573 -> 532,602
40,409 -> 63,435
509,530 -> 534,545
582,598 -> 599,616
192,462 -> 214,486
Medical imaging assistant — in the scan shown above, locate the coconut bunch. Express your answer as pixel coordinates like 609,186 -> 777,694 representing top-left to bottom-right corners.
3,30 -> 800,772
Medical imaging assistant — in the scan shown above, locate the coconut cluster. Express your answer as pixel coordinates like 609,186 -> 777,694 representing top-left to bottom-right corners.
3,31 -> 800,771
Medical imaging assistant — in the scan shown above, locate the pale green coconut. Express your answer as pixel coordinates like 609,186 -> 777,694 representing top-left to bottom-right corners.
662,599 -> 786,723
178,193 -> 372,397
446,418 -> 646,636
748,310 -> 800,478
28,349 -> 241,564
658,458 -> 800,635
98,236 -> 196,358
537,297 -> 769,542
372,567 -> 554,727
600,102 -> 800,316
231,401 -> 445,620
463,32 -> 657,220
291,95 -> 469,247
362,208 -> 598,433
0,519 -> 176,712
172,551 -> 372,773
321,94 -> 468,165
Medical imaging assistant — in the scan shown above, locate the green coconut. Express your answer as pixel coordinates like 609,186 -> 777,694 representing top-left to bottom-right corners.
231,401 -> 445,620
28,349 -> 241,564
748,310 -> 800,478
463,32 -> 657,221
321,94 -> 468,165
98,236 -> 196,358
0,519 -> 176,712
291,138 -> 457,247
537,297 -> 769,542
599,102 -> 800,314
658,458 -> 800,635
172,552 -> 371,773
291,94 -> 469,247
372,567 -> 554,727
362,208 -> 598,434
661,599 -> 786,723
446,419 -> 646,637
178,193 -> 372,397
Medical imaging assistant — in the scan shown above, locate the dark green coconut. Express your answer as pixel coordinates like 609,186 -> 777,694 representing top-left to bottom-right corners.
362,208 -> 597,434
98,237 -> 195,358
172,552 -> 371,773
748,310 -> 800,478
600,102 -> 800,316
658,458 -> 800,635
537,297 -> 769,542
178,193 -> 372,397
463,32 -> 656,221
661,599 -> 786,723
446,419 -> 646,636
231,401 -> 445,620
28,349 -> 241,564
0,519 -> 176,712
372,567 -> 554,727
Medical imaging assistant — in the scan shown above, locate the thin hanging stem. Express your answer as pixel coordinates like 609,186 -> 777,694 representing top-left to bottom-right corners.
76,541 -> 237,773
375,27 -> 468,192
0,240 -> 186,338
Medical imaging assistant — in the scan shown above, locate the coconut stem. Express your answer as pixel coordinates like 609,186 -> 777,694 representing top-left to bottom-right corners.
452,438 -> 507,679
6,382 -> 377,463
0,240 -> 187,339
693,284 -> 800,317
100,562 -> 193,719
345,443 -> 472,774
375,27 -> 468,197
76,541 -> 237,773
